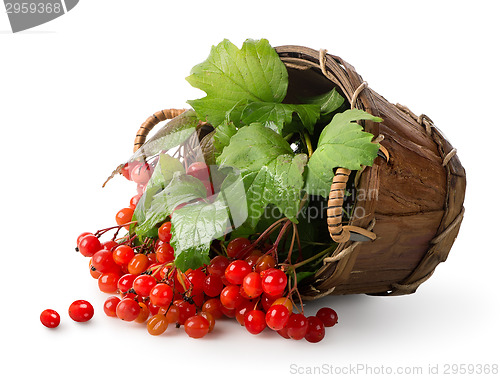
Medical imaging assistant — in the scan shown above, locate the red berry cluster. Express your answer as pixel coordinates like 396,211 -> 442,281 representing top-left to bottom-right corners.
77,224 -> 338,341
73,160 -> 338,341
204,247 -> 338,342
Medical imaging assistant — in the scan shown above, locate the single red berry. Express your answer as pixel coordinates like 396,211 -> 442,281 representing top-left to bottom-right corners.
116,298 -> 141,321
176,300 -> 197,325
184,315 -> 210,339
245,250 -> 263,267
203,274 -> 224,297
265,304 -> 290,331
255,254 -> 276,273
115,207 -> 134,227
147,314 -> 168,336
186,162 -> 210,182
117,273 -> 137,293
121,161 -> 140,181
133,275 -> 157,297
149,283 -> 174,307
40,309 -> 60,328
286,313 -> 308,340
226,237 -> 251,259
242,272 -> 263,298
130,163 -> 152,185
316,307 -> 338,327
76,232 -> 92,247
98,272 -> 120,293
207,255 -> 230,277
158,221 -> 172,243
92,250 -> 120,273
112,245 -> 135,265
202,298 -> 224,320
103,296 -> 121,317
155,243 -> 174,263
68,300 -> 94,322
225,260 -> 251,285
147,252 -> 157,264
261,268 -> 287,297
305,316 -> 325,343
78,234 -> 102,257
186,269 -> 206,294
127,254 -> 149,275
244,310 -> 266,335
219,285 -> 243,310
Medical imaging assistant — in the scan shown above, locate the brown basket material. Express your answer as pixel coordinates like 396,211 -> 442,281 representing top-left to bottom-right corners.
276,46 -> 466,298
133,46 -> 466,299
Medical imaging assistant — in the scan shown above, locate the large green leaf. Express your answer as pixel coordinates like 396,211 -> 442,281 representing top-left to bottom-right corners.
213,121 -> 237,156
306,109 -> 382,197
186,39 -> 288,127
171,197 -> 231,272
132,155 -> 185,237
165,168 -> 248,272
135,172 -> 208,236
217,124 -> 307,227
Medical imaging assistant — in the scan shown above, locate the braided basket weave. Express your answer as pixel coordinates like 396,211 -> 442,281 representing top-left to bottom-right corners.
132,46 -> 466,299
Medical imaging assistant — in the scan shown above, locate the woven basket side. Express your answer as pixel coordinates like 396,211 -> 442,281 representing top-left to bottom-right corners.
275,46 -> 465,298
383,105 -> 466,295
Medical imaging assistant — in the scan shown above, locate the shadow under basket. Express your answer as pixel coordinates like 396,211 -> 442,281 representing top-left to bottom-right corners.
132,46 -> 466,300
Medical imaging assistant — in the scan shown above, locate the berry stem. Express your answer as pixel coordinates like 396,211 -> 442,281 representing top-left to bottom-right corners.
233,217 -> 288,260
303,131 -> 314,158
95,221 -> 137,238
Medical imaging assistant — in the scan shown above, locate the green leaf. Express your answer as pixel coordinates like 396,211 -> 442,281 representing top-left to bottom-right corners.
171,197 -> 231,272
132,155 -> 185,237
148,154 -> 185,188
301,88 -> 345,115
186,39 -> 288,126
306,109 -> 382,197
238,102 -> 320,134
217,124 -> 307,227
135,172 -> 207,236
213,121 -> 237,156
173,244 -> 211,273
217,168 -> 249,230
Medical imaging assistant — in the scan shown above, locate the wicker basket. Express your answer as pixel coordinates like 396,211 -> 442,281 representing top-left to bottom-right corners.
131,46 -> 466,299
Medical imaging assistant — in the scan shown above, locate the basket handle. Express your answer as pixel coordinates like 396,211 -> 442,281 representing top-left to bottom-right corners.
133,108 -> 188,152
327,168 -> 378,243
327,168 -> 351,242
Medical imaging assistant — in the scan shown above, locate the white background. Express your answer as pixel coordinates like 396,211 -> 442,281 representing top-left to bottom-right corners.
1,1 -> 499,377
